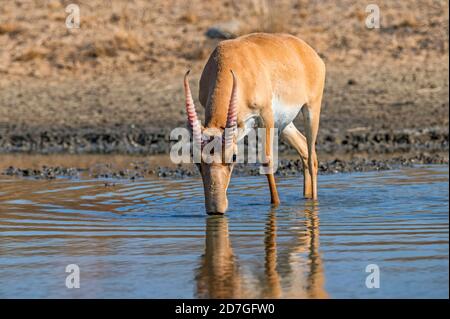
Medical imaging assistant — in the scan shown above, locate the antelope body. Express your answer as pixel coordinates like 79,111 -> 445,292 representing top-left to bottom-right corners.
184,33 -> 325,214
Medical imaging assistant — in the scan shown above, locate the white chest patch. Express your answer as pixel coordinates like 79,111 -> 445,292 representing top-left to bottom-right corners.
272,96 -> 303,131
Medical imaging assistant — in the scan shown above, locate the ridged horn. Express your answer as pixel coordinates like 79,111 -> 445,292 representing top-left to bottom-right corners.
226,70 -> 238,128
224,70 -> 238,149
184,70 -> 202,147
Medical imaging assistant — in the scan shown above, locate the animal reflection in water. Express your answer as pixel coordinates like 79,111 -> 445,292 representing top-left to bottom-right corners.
195,204 -> 327,298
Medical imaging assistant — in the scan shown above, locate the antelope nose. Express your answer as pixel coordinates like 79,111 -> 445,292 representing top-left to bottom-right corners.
206,198 -> 228,215
207,210 -> 226,215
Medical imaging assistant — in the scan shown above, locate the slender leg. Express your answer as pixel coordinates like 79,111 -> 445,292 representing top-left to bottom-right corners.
261,113 -> 280,205
281,122 -> 311,198
302,101 -> 321,200
266,174 -> 280,205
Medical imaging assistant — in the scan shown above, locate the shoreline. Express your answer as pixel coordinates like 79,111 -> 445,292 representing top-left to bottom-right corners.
0,126 -> 447,155
1,126 -> 447,180
2,152 -> 448,180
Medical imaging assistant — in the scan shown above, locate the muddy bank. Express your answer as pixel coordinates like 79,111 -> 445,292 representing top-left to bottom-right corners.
0,126 -> 447,155
2,152 -> 447,180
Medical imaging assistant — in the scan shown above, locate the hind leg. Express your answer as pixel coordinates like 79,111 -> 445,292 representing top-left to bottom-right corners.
302,99 -> 321,200
281,122 -> 312,198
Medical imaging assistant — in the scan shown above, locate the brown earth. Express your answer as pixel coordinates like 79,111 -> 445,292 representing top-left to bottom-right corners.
0,0 -> 448,162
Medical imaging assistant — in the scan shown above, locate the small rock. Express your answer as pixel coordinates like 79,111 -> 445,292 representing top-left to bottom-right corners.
205,20 -> 241,39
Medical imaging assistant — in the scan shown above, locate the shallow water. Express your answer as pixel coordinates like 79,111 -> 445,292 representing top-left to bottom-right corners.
0,166 -> 448,298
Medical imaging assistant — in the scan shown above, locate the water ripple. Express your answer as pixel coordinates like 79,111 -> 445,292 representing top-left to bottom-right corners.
0,165 -> 448,298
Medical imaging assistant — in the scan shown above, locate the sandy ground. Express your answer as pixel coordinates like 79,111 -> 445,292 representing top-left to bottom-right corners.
0,0 -> 448,175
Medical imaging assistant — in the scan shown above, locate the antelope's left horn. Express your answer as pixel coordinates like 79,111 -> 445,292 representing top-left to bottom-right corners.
226,70 -> 238,128
223,70 -> 238,150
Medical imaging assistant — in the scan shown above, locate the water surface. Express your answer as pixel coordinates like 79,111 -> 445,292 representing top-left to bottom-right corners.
0,166 -> 448,298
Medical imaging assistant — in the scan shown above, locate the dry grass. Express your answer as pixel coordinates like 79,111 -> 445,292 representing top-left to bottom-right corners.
0,0 -> 446,77
180,42 -> 210,61
249,0 -> 295,33
0,22 -> 23,36
46,0 -> 62,10
395,15 -> 420,29
113,29 -> 143,52
80,40 -> 117,59
15,47 -> 49,62
179,12 -> 199,24
76,29 -> 143,61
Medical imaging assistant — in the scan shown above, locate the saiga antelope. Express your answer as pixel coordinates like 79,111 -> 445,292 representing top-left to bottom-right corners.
184,33 -> 325,214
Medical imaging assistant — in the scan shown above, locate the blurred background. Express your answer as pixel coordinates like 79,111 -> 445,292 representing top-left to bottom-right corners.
0,0 -> 448,167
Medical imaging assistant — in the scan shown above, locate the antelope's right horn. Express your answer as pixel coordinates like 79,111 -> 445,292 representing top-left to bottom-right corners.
226,70 -> 238,128
184,70 -> 202,147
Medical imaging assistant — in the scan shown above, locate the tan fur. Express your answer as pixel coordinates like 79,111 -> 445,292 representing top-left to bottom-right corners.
196,33 -> 325,213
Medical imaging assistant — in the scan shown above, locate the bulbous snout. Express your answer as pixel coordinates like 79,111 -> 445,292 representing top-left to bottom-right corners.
201,164 -> 232,215
205,192 -> 228,215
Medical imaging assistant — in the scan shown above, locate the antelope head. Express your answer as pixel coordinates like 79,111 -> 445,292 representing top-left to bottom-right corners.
184,70 -> 238,214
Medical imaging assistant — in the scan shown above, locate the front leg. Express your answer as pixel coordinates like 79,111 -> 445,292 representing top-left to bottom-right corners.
260,111 -> 280,205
